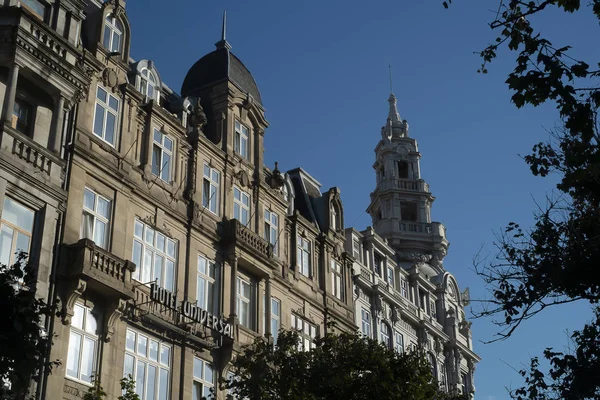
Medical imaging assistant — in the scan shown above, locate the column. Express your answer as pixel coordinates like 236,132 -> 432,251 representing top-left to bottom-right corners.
264,277 -> 272,337
229,255 -> 238,320
50,95 -> 65,153
2,63 -> 19,122
257,279 -> 264,335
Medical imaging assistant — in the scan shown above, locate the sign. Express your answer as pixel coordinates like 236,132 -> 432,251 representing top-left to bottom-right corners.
150,284 -> 233,339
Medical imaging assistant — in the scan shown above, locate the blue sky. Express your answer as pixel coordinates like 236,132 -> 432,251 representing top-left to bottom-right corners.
125,1 -> 598,398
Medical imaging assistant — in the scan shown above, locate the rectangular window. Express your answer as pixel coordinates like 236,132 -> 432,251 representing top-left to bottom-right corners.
440,364 -> 447,391
236,274 -> 255,330
93,86 -> 119,146
123,329 -> 170,400
234,120 -> 248,159
66,303 -> 99,384
264,209 -> 278,255
81,188 -> 111,250
291,314 -> 318,351
20,0 -> 47,20
262,295 -> 281,344
387,266 -> 394,287
419,289 -> 427,311
192,358 -> 214,400
360,308 -> 371,338
352,239 -> 362,262
151,129 -> 173,183
400,279 -> 409,299
131,219 -> 177,292
12,98 -> 33,135
197,255 -> 218,315
400,202 -> 418,222
373,255 -> 382,275
0,198 -> 34,267
330,259 -> 343,300
233,187 -> 250,226
429,300 -> 436,318
461,372 -> 470,395
394,331 -> 404,353
202,164 -> 220,215
296,236 -> 311,277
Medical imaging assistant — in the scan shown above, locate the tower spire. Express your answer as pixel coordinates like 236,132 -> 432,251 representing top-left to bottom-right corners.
382,63 -> 407,139
389,62 -> 393,94
215,10 -> 232,50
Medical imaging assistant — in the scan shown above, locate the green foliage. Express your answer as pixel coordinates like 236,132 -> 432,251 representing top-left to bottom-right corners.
82,374 -> 140,400
443,0 -> 600,398
219,328 -> 461,400
0,252 -> 57,400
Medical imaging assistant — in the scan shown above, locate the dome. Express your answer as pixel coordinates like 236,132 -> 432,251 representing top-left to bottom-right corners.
181,47 -> 263,106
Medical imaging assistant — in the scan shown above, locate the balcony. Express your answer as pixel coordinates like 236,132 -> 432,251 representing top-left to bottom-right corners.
222,219 -> 274,263
62,239 -> 136,299
374,178 -> 430,194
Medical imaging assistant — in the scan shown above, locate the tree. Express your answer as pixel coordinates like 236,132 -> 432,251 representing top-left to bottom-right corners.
0,252 -> 56,400
220,327 -> 464,400
443,0 -> 600,398
83,374 -> 140,400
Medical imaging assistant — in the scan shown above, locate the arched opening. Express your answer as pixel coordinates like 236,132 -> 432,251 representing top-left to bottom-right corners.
103,13 -> 123,53
398,161 -> 409,178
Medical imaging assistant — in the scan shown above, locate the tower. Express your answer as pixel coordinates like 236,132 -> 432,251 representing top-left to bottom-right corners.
366,92 -> 449,272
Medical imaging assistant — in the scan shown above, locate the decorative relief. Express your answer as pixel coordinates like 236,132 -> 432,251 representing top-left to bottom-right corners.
105,299 -> 128,342
61,279 -> 87,325
102,67 -> 119,89
63,384 -> 84,398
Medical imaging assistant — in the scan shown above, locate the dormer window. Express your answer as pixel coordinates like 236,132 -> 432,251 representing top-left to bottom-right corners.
330,205 -> 337,230
103,14 -> 123,53
234,120 -> 249,159
140,67 -> 159,102
330,202 -> 342,231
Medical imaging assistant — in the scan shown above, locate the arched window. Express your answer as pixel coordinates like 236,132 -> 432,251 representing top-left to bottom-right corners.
380,322 -> 392,348
140,67 -> 159,101
103,14 -> 123,53
330,204 -> 337,230
428,353 -> 437,381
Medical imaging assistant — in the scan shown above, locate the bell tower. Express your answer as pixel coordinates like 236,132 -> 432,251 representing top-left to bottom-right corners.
366,92 -> 448,268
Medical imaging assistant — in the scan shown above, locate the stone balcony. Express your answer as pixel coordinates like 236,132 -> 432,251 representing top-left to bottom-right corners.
372,178 -> 430,195
62,239 -> 136,299
222,218 -> 274,264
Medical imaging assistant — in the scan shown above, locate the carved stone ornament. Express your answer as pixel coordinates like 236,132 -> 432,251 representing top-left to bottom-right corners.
102,68 -> 119,89
333,243 -> 343,259
61,279 -> 87,325
431,248 -> 447,268
236,170 -> 250,188
390,305 -> 399,323
105,298 -> 128,342
397,252 -> 433,263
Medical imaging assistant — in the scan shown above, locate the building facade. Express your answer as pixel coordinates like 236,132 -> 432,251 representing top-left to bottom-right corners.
347,93 -> 480,397
0,1 -> 478,399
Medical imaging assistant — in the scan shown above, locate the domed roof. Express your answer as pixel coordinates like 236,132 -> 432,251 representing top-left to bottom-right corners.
181,47 -> 263,106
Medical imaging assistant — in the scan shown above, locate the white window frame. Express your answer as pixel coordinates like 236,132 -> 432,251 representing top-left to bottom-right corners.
297,235 -> 311,277
0,198 -> 34,267
152,128 -> 173,183
380,322 -> 392,348
394,331 -> 404,353
262,295 -> 281,344
81,188 -> 111,250
330,259 -> 344,300
66,303 -> 99,384
132,219 -> 177,292
330,204 -> 337,230
400,278 -> 409,299
360,308 -> 371,338
236,274 -> 255,330
140,67 -> 159,102
103,13 -> 122,52
352,239 -> 362,262
93,86 -> 119,146
291,314 -> 318,351
123,328 -> 171,400
196,255 -> 218,315
429,299 -> 436,318
233,186 -> 250,226
387,265 -> 394,287
192,357 -> 214,400
202,163 -> 220,216
264,208 -> 278,255
234,120 -> 249,159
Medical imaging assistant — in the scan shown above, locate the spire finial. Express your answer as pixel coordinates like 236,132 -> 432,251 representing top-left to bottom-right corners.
215,10 -> 232,50
389,62 -> 393,94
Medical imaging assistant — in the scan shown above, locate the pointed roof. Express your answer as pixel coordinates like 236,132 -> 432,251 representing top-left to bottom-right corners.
382,92 -> 406,138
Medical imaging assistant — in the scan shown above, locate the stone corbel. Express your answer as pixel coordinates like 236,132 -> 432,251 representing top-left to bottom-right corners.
105,298 -> 128,342
61,279 -> 87,325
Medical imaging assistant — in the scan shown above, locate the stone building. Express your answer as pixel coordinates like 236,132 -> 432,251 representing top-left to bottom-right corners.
346,93 -> 480,398
0,1 -> 478,399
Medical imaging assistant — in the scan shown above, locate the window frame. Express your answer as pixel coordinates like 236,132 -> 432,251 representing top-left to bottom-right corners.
196,255 -> 219,315
140,67 -> 159,102
400,278 -> 409,299
234,120 -> 249,159
65,302 -> 99,385
102,13 -> 123,53
264,208 -> 278,255
192,357 -> 214,400
352,239 -> 362,262
19,0 -> 48,21
123,328 -> 171,400
81,187 -> 112,250
12,97 -> 34,136
387,265 -> 394,287
151,128 -> 174,183
262,295 -> 281,344
360,308 -> 371,338
236,273 -> 255,330
92,86 -> 119,146
380,322 -> 392,348
291,314 -> 318,351
0,197 -> 35,267
394,330 -> 404,353
202,163 -> 220,216
330,259 -> 344,300
233,186 -> 250,226
131,219 -> 177,292
296,235 -> 311,277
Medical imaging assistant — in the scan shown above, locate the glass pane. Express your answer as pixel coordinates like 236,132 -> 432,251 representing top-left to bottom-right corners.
197,277 -> 206,308
80,337 -> 95,383
203,385 -> 211,398
93,105 -> 105,138
85,309 -> 98,334
0,225 -> 13,266
81,213 -> 94,240
149,340 -> 159,362
158,368 -> 168,400
112,31 -> 121,52
15,232 -> 30,255
3,198 -> 34,232
72,304 -> 84,330
154,256 -> 164,287
154,129 -> 162,144
123,353 -> 134,377
97,197 -> 110,219
192,382 -> 202,400
160,345 -> 170,367
204,363 -> 213,384
96,87 -> 107,103
66,332 -> 82,378
102,25 -> 111,49
152,145 -> 161,176
126,330 -> 136,351
93,220 -> 106,248
164,260 -> 174,292
147,365 -> 157,400
142,251 -> 152,283
145,228 -> 154,244
105,112 -> 116,144
137,335 -> 147,357
197,256 -> 206,275
132,241 -> 142,279
193,358 -> 203,379
206,280 -> 214,313
203,165 -> 210,178
161,153 -> 171,181
164,137 -> 173,152
135,361 -> 145,397
21,0 -> 46,18
211,170 -> 219,183
134,220 -> 143,238
147,85 -> 155,100
156,233 -> 165,252
272,299 -> 280,316
83,189 -> 95,211
209,186 -> 217,213
166,240 -> 175,258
